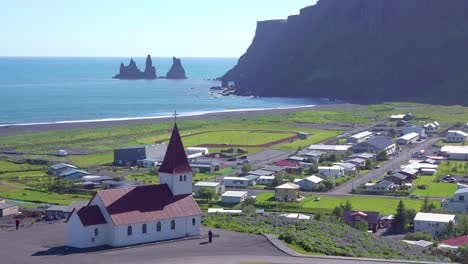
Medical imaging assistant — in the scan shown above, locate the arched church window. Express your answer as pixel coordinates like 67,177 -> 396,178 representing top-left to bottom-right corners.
142,223 -> 147,234
171,220 -> 175,230
94,228 -> 99,236
157,222 -> 161,232
179,175 -> 183,182
192,218 -> 196,226
127,226 -> 133,236
184,175 -> 187,181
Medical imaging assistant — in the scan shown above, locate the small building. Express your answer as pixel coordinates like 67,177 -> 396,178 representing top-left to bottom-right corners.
303,151 -> 324,162
48,163 -> 78,176
440,235 -> 468,248
275,183 -> 300,201
390,114 -> 406,121
403,126 -> 426,138
396,132 -> 420,145
348,152 -> 376,161
414,213 -> 458,237
294,175 -> 323,191
445,130 -> 468,143
380,215 -> 394,228
222,177 -> 250,188
280,213 -> 311,220
57,149 -> 68,157
207,208 -> 242,214
440,146 -> 468,161
345,158 -> 367,168
221,191 -> 248,204
186,147 -> 209,158
351,136 -> 396,155
114,143 -> 167,166
343,211 -> 381,233
442,188 -> 468,212
58,169 -> 90,180
318,165 -> 345,178
81,175 -> 113,182
249,169 -> 274,177
262,165 -> 285,173
334,162 -> 357,174
287,156 -> 308,163
298,132 -> 310,139
101,180 -> 143,189
307,145 -> 351,155
137,158 -> 160,168
258,175 -> 275,185
189,162 -> 214,173
347,131 -> 373,144
193,182 -> 225,198
424,123 -> 438,131
384,172 -> 412,185
276,160 -> 299,168
365,180 -> 396,192
45,205 -> 70,220
0,203 -> 18,217
420,168 -> 437,175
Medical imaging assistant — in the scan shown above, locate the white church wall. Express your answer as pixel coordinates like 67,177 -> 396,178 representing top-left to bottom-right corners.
67,213 -> 109,248
159,172 -> 193,196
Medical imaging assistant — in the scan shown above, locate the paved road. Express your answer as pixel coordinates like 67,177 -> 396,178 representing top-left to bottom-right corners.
330,137 -> 442,195
0,223 -> 439,264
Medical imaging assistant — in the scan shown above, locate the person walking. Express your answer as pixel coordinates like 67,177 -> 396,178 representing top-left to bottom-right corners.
208,230 -> 213,243
15,219 -> 20,230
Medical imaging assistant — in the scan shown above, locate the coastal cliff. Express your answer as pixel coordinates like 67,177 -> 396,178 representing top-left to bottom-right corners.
113,55 -> 157,79
223,0 -> 468,105
166,57 -> 187,79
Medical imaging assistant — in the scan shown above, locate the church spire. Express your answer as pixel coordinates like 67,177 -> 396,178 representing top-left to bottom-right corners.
158,116 -> 191,175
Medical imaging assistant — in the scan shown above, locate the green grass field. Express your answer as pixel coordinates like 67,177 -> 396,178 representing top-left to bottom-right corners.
255,192 -> 423,215
182,130 -> 295,146
0,160 -> 46,172
411,183 -> 457,197
1,188 -> 90,205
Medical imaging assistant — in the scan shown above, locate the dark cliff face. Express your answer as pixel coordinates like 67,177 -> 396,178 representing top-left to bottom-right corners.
166,57 -> 187,79
113,55 -> 157,79
224,0 -> 468,105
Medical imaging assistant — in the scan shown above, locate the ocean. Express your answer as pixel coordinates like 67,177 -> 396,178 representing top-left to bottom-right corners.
0,57 -> 318,125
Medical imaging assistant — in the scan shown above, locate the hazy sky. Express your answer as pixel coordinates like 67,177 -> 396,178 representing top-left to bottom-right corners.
1,0 -> 316,57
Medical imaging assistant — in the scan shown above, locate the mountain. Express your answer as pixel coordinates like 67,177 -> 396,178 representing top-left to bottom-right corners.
166,57 -> 187,79
113,55 -> 157,79
223,0 -> 468,105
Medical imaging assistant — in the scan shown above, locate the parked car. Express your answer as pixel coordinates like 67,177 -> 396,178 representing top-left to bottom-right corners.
314,197 -> 321,201
410,195 -> 420,199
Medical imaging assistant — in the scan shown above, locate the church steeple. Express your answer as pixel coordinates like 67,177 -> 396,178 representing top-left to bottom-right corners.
158,113 -> 193,196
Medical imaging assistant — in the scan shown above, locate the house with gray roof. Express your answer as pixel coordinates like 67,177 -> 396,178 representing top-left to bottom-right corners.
114,143 -> 167,166
48,163 -> 78,176
58,168 -> 90,180
365,180 -> 396,191
350,136 -> 396,155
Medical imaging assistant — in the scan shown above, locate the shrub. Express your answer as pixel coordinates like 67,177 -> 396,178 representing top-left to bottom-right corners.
403,232 -> 433,242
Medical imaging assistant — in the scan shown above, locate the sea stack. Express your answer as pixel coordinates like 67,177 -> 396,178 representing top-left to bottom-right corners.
113,55 -> 157,79
166,57 -> 187,79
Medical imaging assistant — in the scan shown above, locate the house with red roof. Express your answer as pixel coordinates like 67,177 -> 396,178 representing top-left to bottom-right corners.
343,210 -> 382,233
66,123 -> 202,248
440,235 -> 468,248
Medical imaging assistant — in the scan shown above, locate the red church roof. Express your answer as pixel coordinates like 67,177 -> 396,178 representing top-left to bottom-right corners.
96,184 -> 201,225
76,205 -> 107,226
441,235 -> 468,247
158,124 -> 192,174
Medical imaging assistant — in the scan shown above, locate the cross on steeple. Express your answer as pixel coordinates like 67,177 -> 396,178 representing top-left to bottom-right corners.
173,110 -> 179,123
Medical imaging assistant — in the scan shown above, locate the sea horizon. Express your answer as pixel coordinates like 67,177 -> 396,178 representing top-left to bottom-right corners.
0,57 -> 321,124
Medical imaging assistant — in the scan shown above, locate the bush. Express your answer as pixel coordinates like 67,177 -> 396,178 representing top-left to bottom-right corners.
417,184 -> 427,190
403,232 -> 433,242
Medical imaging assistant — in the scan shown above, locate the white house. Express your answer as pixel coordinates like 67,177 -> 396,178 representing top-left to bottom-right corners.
446,130 -> 468,143
403,126 -> 426,137
414,213 -> 458,238
307,145 -> 351,155
396,132 -> 420,145
193,181 -> 225,198
137,158 -> 160,168
347,131 -> 373,144
294,175 -> 323,191
66,124 -> 202,248
223,177 -> 250,188
442,188 -> 468,212
318,165 -> 345,178
221,191 -> 248,204
257,175 -> 275,185
365,180 -> 396,192
440,146 -> 468,161
333,162 -> 357,174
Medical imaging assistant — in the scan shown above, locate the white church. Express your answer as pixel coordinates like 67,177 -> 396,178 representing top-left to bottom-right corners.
66,123 -> 202,248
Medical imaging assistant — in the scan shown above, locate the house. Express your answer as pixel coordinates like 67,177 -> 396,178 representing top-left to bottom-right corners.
318,165 -> 345,178
189,162 -> 214,173
46,205 -> 71,220
346,158 -> 367,168
307,145 -> 351,155
380,215 -> 394,228
243,175 -> 258,186
136,158 -> 160,168
348,152 -> 376,161
396,132 -> 420,145
445,130 -> 468,143
390,114 -> 406,121
276,160 -> 299,168
334,162 -> 357,174
0,203 -> 18,217
440,235 -> 468,248
280,213 -> 311,220
365,180 -> 396,191
403,126 -> 426,137
384,172 -> 412,185
186,147 -> 209,159
193,182 -> 225,198
275,183 -> 300,201
286,156 -> 308,163
442,188 -> 468,212
81,175 -> 113,182
351,136 -> 396,155
221,191 -> 248,204
58,169 -> 90,180
207,208 -> 242,214
424,123 -> 438,131
248,169 -> 274,177
298,132 -> 310,139
294,175 -> 323,191
223,177 -> 250,188
343,211 -> 381,233
48,163 -> 78,176
420,168 -> 437,175
414,213 -> 458,237
262,165 -> 285,173
347,131 -> 373,144
440,146 -> 468,161
66,123 -> 202,249
258,175 -> 275,185
303,151 -> 324,162
397,167 -> 419,178
424,155 -> 445,164
114,143 -> 167,166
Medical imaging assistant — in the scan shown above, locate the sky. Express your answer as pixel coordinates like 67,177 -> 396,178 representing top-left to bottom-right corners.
1,0 -> 316,57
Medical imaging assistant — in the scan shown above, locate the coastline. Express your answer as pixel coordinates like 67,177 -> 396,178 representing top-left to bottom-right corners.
0,103 -> 358,136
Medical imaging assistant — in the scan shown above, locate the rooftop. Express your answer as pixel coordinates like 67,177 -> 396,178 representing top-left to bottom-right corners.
194,181 -> 221,187
222,191 -> 247,198
308,145 -> 351,151
223,176 -> 249,181
364,136 -> 395,150
448,130 -> 468,137
440,145 -> 468,154
398,132 -> 420,141
249,169 -> 274,176
116,143 -> 166,150
0,203 -> 17,209
158,124 -> 192,174
414,212 -> 456,223
262,165 -> 285,172
350,131 -> 373,139
440,235 -> 468,247
49,163 -> 77,170
275,183 -> 300,190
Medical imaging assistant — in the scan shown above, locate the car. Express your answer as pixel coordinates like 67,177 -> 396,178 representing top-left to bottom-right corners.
374,165 -> 381,169
410,195 -> 420,199
314,197 -> 321,201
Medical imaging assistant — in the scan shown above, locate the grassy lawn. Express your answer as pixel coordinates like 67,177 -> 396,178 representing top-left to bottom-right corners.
182,130 -> 295,146
0,160 -> 46,172
411,183 -> 457,197
66,152 -> 114,167
1,188 -> 91,205
274,129 -> 342,150
255,192 -> 423,215
124,173 -> 159,184
0,170 -> 47,179
435,161 -> 468,176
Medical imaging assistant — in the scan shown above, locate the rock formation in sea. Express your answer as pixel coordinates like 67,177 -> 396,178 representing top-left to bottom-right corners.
113,55 -> 157,79
222,0 -> 468,106
166,57 -> 187,79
